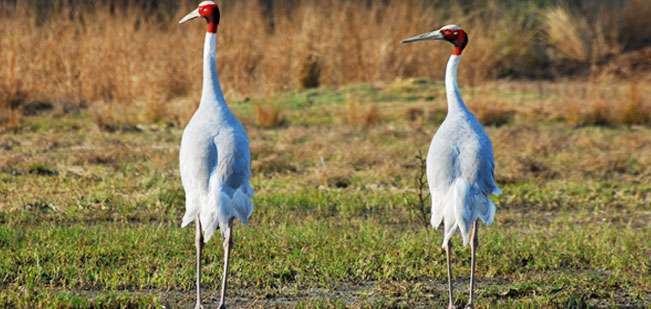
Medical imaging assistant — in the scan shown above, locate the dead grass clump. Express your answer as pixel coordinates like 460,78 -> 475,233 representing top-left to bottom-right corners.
312,166 -> 352,189
298,54 -> 322,89
345,101 -> 380,128
0,103 -> 22,130
250,139 -> 298,175
561,82 -> 650,127
461,6 -> 540,79
254,103 -> 285,129
406,107 -> 425,122
617,82 -> 651,126
619,0 -> 651,50
542,5 -> 633,71
0,52 -> 24,129
253,153 -> 298,175
90,101 -> 141,132
163,97 -> 199,128
563,99 -> 613,127
543,7 -> 594,64
469,102 -> 515,127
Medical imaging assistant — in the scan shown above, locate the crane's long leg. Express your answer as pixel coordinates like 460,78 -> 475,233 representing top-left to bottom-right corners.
195,215 -> 204,309
218,224 -> 233,309
445,240 -> 455,309
466,221 -> 479,309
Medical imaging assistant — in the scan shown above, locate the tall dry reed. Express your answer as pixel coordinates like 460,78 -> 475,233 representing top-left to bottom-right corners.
0,0 -> 649,127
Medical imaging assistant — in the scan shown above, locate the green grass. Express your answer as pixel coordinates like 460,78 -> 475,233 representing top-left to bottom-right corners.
1,81 -> 650,307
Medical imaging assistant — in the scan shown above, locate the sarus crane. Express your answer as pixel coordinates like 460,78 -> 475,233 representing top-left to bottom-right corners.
178,2 -> 254,308
402,24 -> 501,309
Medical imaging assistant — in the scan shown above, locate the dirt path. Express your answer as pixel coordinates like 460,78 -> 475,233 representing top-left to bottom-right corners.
59,278 -> 505,308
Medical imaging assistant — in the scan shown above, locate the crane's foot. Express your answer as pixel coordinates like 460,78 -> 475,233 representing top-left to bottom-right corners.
448,303 -> 457,309
194,303 -> 204,309
464,303 -> 474,309
218,302 -> 227,309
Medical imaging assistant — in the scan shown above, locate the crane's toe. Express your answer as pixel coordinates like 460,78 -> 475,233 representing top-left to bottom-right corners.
218,303 -> 227,309
464,304 -> 474,309
194,304 -> 204,309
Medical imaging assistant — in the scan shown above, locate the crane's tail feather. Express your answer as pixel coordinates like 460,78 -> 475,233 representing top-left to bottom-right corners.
180,194 -> 200,228
479,198 -> 496,225
442,216 -> 458,247
430,194 -> 444,229
452,178 -> 473,246
199,191 -> 228,242
438,178 -> 496,248
197,185 -> 254,243
232,186 -> 254,225
181,211 -> 197,228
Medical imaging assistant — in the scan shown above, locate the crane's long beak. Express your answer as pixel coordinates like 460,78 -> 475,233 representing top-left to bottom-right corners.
401,31 -> 443,44
179,8 -> 201,24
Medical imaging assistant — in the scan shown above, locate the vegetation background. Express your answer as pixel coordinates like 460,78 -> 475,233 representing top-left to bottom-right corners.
0,0 -> 649,307
1,0 -> 650,127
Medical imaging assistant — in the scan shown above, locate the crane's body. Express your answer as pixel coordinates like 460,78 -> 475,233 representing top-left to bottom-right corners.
427,54 -> 498,247
178,2 -> 252,308
179,31 -> 253,241
402,24 -> 500,309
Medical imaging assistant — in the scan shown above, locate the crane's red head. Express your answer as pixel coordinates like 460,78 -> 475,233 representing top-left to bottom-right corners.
440,25 -> 468,55
179,1 -> 220,33
401,24 -> 469,56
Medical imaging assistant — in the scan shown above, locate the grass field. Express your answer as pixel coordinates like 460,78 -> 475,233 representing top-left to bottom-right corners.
1,80 -> 649,307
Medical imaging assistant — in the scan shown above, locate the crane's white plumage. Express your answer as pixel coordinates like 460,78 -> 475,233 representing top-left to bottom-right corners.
178,3 -> 251,308
179,32 -> 253,241
402,24 -> 500,308
427,54 -> 500,247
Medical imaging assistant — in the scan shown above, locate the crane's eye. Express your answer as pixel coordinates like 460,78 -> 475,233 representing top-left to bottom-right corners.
453,32 -> 458,36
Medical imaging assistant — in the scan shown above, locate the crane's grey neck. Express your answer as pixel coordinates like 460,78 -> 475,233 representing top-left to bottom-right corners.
200,32 -> 228,113
445,55 -> 469,114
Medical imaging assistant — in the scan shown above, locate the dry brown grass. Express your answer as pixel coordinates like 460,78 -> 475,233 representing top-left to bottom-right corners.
406,107 -> 425,122
345,101 -> 381,128
543,6 -> 621,67
563,99 -> 611,127
0,1 -> 649,128
558,82 -> 650,127
468,101 -> 515,127
0,107 -> 21,131
543,7 -> 594,64
543,0 -> 651,70
617,82 -> 651,125
254,102 -> 285,129
618,0 -> 651,50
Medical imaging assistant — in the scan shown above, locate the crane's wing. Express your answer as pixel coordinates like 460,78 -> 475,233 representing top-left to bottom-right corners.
213,132 -> 250,190
179,130 -> 218,228
434,124 -> 500,247
200,132 -> 253,241
476,136 -> 501,196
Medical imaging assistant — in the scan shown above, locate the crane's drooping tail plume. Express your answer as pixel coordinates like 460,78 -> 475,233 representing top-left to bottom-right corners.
181,185 -> 253,241
432,178 -> 496,247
